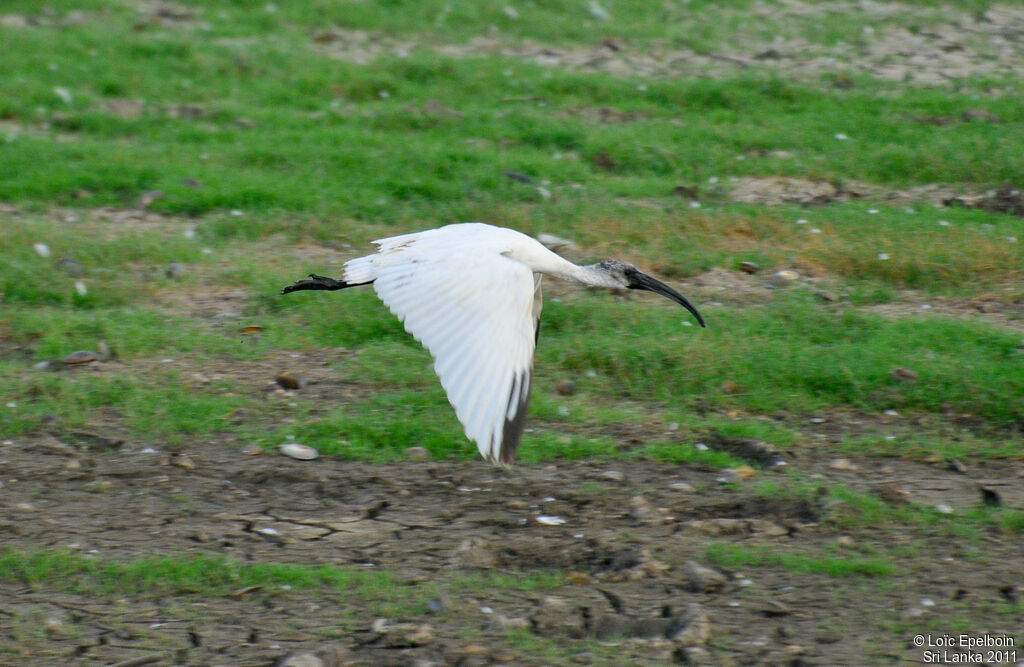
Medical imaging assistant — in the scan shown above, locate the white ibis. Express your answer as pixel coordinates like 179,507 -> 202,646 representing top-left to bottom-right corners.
283,223 -> 705,464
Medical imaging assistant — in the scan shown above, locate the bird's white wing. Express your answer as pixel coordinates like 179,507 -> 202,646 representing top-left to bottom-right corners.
369,248 -> 538,463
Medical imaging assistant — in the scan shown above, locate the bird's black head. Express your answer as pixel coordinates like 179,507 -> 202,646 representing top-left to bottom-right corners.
599,260 -> 706,328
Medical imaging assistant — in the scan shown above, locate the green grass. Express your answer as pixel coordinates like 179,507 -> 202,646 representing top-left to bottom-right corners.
0,0 -> 1019,506
705,542 -> 895,577
0,548 -> 565,601
0,549 -> 393,597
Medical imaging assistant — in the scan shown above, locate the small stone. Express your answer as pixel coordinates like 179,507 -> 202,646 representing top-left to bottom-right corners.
138,190 -> 164,208
770,269 -> 800,286
172,453 -> 196,470
279,443 -> 319,460
760,600 -> 791,617
889,367 -> 919,383
165,262 -> 186,279
948,459 -> 968,474
404,446 -> 430,460
729,465 -> 756,480
56,257 -> 85,276
935,502 -> 953,514
96,341 -> 113,360
566,571 -> 592,585
530,596 -> 585,638
33,361 -> 56,371
279,653 -> 324,667
682,560 -> 727,593
629,496 -> 661,523
721,379 -> 745,394
498,615 -> 530,630
828,457 -> 858,472
452,537 -> 498,568
275,373 -> 307,390
373,620 -> 435,647
668,603 -> 711,647
836,535 -> 856,548
739,261 -> 759,274
600,469 -> 625,482
554,379 -> 576,395
669,481 -> 695,492
62,350 -> 100,364
33,242 -> 51,258
74,280 -> 87,296
536,514 -> 566,526
64,459 -> 81,471
15,502 -> 35,512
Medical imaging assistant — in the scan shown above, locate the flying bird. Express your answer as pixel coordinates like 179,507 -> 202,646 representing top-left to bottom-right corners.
283,223 -> 705,464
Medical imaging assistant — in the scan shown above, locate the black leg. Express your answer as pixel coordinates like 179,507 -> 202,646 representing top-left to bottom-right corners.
282,274 -> 350,294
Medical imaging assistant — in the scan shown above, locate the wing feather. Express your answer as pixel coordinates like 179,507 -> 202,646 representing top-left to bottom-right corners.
369,245 -> 538,462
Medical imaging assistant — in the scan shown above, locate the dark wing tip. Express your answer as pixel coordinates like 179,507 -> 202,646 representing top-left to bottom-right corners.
498,369 -> 532,465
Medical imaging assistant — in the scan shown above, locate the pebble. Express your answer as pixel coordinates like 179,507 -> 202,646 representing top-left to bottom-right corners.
404,446 -> 430,460
600,469 -> 625,482
279,654 -> 323,667
554,379 -> 576,395
56,257 -> 85,276
669,603 -> 711,647
62,350 -> 100,364
739,260 -> 759,274
275,373 -> 307,390
836,535 -> 856,548
889,366 -> 919,383
729,465 -> 757,480
629,495 -> 661,523
74,280 -> 87,296
372,620 -> 435,647
536,515 -> 566,526
721,379 -> 745,394
530,596 -> 585,638
669,481 -> 695,492
165,262 -> 186,279
452,537 -> 498,568
828,457 -> 858,472
682,560 -> 727,593
279,443 -> 319,460
33,242 -> 51,258
948,458 -> 968,474
771,269 -> 800,286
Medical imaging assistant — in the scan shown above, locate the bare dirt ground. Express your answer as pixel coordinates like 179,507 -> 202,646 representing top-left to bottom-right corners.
2,416 -> 1023,665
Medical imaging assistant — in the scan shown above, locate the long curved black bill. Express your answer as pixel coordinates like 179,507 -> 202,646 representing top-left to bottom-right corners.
627,271 -> 706,328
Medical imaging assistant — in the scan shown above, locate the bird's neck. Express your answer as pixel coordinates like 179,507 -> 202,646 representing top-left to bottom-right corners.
509,239 -> 621,288
543,262 -> 621,289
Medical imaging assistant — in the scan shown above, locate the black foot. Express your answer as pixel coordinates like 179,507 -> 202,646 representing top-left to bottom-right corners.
282,274 -> 349,294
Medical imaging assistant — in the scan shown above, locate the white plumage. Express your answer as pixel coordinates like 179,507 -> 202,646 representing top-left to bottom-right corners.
284,223 -> 705,464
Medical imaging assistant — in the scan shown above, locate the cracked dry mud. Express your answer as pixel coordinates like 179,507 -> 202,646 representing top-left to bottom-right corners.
2,432 -> 1022,665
